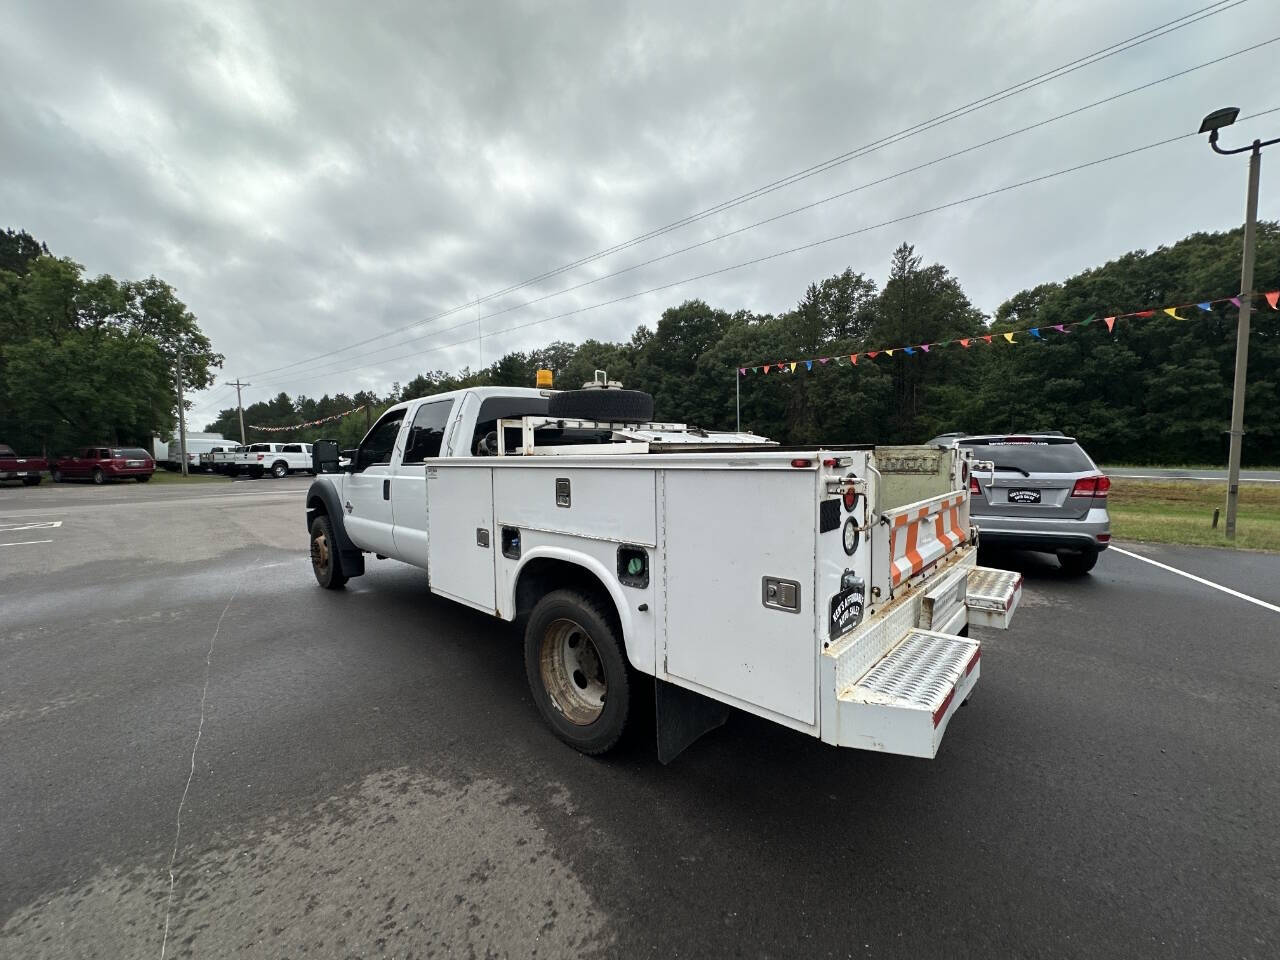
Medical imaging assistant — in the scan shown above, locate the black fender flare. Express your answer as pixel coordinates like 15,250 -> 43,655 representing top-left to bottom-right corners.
305,480 -> 366,578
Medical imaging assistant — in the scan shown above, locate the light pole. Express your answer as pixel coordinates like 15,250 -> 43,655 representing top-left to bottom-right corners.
1199,107 -> 1280,539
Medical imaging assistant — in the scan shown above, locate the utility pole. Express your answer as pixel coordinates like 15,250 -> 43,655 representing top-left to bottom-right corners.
1199,107 -> 1279,539
176,349 -> 189,477
226,379 -> 251,444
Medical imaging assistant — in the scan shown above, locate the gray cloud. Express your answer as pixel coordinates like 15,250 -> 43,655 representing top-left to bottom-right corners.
1,0 -> 1272,424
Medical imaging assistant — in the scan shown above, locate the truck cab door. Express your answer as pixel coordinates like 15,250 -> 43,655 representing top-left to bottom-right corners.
391,397 -> 455,570
343,408 -> 407,556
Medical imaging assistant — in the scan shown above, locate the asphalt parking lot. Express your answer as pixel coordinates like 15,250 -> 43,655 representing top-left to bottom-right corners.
1,478 -> 1277,958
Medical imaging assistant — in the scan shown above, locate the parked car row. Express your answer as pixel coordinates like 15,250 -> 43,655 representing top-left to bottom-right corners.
204,442 -> 315,479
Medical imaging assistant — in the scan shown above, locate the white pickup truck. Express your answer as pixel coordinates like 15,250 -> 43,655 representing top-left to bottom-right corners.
229,442 -> 314,478
305,383 -> 1021,761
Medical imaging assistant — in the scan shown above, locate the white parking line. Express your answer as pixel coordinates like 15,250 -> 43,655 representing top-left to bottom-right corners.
0,520 -> 63,532
0,539 -> 53,547
1112,546 -> 1280,615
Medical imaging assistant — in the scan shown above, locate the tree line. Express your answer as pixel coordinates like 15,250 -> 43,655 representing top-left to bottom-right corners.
0,228 -> 220,455
208,224 -> 1279,465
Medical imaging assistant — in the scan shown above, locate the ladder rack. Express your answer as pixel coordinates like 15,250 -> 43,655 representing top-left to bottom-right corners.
495,416 -> 774,456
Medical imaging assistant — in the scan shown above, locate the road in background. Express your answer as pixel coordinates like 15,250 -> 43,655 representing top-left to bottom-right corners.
1,487 -> 1277,958
1104,465 -> 1280,482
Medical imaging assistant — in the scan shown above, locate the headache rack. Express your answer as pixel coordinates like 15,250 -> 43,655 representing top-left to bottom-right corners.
495,416 -> 776,456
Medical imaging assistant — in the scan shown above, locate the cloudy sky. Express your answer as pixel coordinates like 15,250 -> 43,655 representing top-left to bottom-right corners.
3,0 -> 1276,426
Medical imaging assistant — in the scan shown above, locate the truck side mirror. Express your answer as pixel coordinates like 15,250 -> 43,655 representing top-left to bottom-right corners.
313,439 -> 342,474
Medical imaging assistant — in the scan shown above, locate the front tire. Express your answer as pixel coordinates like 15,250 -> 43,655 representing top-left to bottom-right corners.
309,514 -> 349,589
92,468 -> 106,485
524,589 -> 631,755
271,461 -> 288,478
1058,548 -> 1099,576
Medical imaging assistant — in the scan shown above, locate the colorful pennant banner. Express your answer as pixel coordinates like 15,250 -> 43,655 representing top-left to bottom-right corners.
737,291 -> 1279,375
250,403 -> 367,432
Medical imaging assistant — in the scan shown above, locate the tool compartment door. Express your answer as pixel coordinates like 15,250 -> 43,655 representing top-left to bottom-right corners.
427,464 -> 496,613
661,468 -> 816,725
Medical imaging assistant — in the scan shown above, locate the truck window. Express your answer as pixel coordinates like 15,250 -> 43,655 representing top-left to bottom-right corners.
403,400 -> 453,463
281,444 -> 301,453
470,396 -> 550,455
356,409 -> 406,470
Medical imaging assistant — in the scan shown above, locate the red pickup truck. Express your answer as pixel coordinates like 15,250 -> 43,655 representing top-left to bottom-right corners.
52,447 -> 155,484
0,444 -> 48,486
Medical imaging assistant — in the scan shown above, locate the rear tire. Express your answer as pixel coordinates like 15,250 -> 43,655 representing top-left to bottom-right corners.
271,461 -> 288,478
309,514 -> 349,589
524,589 -> 631,755
92,468 -> 106,485
547,388 -> 654,422
136,475 -> 150,483
1058,548 -> 1099,576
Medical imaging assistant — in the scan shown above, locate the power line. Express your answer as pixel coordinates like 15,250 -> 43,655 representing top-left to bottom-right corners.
251,38 -> 1276,388
242,0 -> 1246,381
253,106 -> 1280,393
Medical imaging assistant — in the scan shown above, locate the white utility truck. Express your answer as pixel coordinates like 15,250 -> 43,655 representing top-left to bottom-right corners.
305,381 -> 1021,761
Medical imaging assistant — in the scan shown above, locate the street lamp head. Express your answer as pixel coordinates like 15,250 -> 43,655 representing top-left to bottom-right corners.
1199,107 -> 1240,138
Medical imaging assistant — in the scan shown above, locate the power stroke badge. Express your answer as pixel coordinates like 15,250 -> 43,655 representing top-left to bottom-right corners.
829,570 -> 865,640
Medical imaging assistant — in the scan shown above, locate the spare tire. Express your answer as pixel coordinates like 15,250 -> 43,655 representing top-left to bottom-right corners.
547,388 -> 654,422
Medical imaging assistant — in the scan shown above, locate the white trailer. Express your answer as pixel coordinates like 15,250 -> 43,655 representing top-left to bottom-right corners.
304,385 -> 1021,761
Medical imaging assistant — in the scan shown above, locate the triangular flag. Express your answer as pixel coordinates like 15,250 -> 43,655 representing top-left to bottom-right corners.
819,357 -> 830,365
938,340 -> 951,348
1163,308 -> 1181,320
867,351 -> 879,359
1104,316 -> 1115,332
1135,310 -> 1155,318
850,354 -> 858,365
1029,328 -> 1041,339
1052,324 -> 1067,333
1266,291 -> 1279,310
959,338 -> 970,348
804,360 -> 813,371
762,364 -> 771,374
1079,314 -> 1095,326
1230,297 -> 1242,308
789,362 -> 797,373
751,366 -> 759,373
886,349 -> 896,356
738,367 -> 746,376
1197,302 -> 1212,312
921,343 -> 931,353
904,346 -> 915,356
982,335 -> 993,344
1002,332 -> 1015,344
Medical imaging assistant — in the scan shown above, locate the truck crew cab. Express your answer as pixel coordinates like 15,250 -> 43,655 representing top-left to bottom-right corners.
305,380 -> 1022,762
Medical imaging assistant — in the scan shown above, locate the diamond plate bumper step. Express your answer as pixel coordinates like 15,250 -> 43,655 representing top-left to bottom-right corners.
964,565 -> 1022,629
834,629 -> 981,759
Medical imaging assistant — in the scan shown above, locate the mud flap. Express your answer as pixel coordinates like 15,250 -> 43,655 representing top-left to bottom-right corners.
655,678 -> 730,764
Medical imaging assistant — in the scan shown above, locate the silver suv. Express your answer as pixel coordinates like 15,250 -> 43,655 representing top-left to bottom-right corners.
931,433 -> 1111,574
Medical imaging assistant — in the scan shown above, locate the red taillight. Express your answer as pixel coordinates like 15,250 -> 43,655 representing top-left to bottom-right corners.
969,475 -> 981,495
843,486 -> 857,511
257,454 -> 265,461
1071,474 -> 1110,498
1097,534 -> 1111,543
790,458 -> 812,468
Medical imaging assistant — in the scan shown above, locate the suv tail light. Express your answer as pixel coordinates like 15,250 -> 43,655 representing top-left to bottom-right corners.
969,475 -> 981,495
257,454 -> 265,461
1071,474 -> 1111,498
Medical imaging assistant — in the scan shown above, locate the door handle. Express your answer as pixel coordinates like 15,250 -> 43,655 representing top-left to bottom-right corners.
383,479 -> 391,500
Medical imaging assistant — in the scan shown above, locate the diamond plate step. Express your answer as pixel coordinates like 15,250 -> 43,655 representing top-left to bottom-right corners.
964,566 -> 1022,628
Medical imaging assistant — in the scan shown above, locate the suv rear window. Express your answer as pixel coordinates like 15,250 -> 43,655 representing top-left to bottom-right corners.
959,438 -> 1094,473
111,448 -> 151,459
